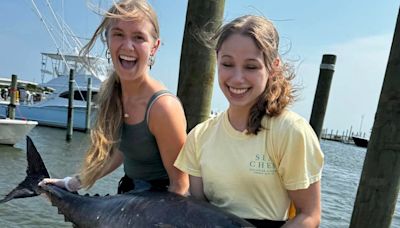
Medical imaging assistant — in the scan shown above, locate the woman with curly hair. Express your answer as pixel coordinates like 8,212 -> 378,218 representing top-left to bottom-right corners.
175,15 -> 324,227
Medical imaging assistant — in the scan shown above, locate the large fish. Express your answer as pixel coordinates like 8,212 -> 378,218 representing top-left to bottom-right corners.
0,137 -> 254,227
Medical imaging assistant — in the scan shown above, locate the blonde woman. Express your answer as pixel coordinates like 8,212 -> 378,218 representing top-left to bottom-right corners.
175,15 -> 324,227
40,0 -> 188,195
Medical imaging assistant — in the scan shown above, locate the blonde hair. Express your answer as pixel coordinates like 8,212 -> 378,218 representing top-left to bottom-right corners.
79,0 -> 159,189
214,15 -> 296,134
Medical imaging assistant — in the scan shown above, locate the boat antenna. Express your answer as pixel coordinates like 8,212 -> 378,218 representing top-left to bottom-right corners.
31,0 -> 72,72
46,0 -> 85,52
44,0 -> 74,52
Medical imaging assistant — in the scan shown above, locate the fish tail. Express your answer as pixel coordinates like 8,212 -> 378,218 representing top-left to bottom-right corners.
0,136 -> 50,203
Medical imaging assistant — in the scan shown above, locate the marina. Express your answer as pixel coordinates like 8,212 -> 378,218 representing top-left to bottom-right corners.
320,128 -> 370,148
0,126 -> 398,227
0,53 -> 107,131
0,1 -> 109,131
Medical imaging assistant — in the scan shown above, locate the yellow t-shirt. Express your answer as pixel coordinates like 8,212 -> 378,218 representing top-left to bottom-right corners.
174,110 -> 324,220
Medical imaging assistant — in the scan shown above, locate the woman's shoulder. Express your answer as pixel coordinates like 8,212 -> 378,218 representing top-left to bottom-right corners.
148,90 -> 181,112
276,109 -> 305,122
266,109 -> 309,132
146,80 -> 177,107
265,110 -> 319,151
146,90 -> 185,127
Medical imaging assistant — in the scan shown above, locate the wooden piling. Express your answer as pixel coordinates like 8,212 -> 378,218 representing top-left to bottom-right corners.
85,77 -> 92,133
309,54 -> 337,140
350,7 -> 400,228
7,74 -> 17,119
66,69 -> 74,141
177,0 -> 225,131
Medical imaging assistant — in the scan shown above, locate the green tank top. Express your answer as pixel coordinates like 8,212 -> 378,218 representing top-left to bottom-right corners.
119,90 -> 172,181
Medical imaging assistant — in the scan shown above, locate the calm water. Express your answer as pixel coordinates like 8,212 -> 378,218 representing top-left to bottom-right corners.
0,126 -> 399,228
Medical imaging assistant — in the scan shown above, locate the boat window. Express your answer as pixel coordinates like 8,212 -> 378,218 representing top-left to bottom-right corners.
59,90 -> 98,101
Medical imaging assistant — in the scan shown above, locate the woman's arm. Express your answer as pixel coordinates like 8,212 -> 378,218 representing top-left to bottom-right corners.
39,148 -> 124,191
283,181 -> 321,228
148,95 -> 189,195
189,175 -> 208,201
98,148 -> 124,178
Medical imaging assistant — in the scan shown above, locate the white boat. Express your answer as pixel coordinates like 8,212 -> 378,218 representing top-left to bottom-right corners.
0,119 -> 38,145
0,53 -> 108,131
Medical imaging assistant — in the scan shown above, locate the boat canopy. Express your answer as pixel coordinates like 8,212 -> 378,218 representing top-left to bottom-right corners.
41,52 -> 109,83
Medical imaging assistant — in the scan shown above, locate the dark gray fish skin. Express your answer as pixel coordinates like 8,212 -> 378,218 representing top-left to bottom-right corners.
1,137 -> 254,228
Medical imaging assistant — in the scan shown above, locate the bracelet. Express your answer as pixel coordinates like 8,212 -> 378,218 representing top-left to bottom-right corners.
63,176 -> 81,192
63,176 -> 74,192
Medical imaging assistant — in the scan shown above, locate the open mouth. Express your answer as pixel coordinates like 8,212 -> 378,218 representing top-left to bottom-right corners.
119,54 -> 137,69
229,86 -> 249,95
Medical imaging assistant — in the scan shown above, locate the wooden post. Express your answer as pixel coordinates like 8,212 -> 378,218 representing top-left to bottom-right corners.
66,69 -> 74,141
7,74 -> 18,119
350,8 -> 400,228
177,0 -> 225,131
309,54 -> 337,140
85,77 -> 92,133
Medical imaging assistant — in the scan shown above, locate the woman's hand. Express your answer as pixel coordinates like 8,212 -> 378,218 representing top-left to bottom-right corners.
38,176 -> 81,192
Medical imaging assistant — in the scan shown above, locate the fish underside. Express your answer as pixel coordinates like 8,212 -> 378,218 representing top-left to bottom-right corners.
0,136 -> 254,227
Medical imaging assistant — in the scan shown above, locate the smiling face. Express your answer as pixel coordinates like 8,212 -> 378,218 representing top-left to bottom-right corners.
217,33 -> 269,112
107,17 -> 160,82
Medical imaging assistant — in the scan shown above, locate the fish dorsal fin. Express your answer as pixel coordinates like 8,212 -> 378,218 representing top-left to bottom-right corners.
26,136 -> 50,178
0,137 -> 50,203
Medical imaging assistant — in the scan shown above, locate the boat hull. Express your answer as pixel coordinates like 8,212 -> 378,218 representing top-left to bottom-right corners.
352,136 -> 369,148
0,119 -> 37,145
0,102 -> 95,131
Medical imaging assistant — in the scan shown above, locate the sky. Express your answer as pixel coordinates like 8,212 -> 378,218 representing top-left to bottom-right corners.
0,0 -> 398,137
